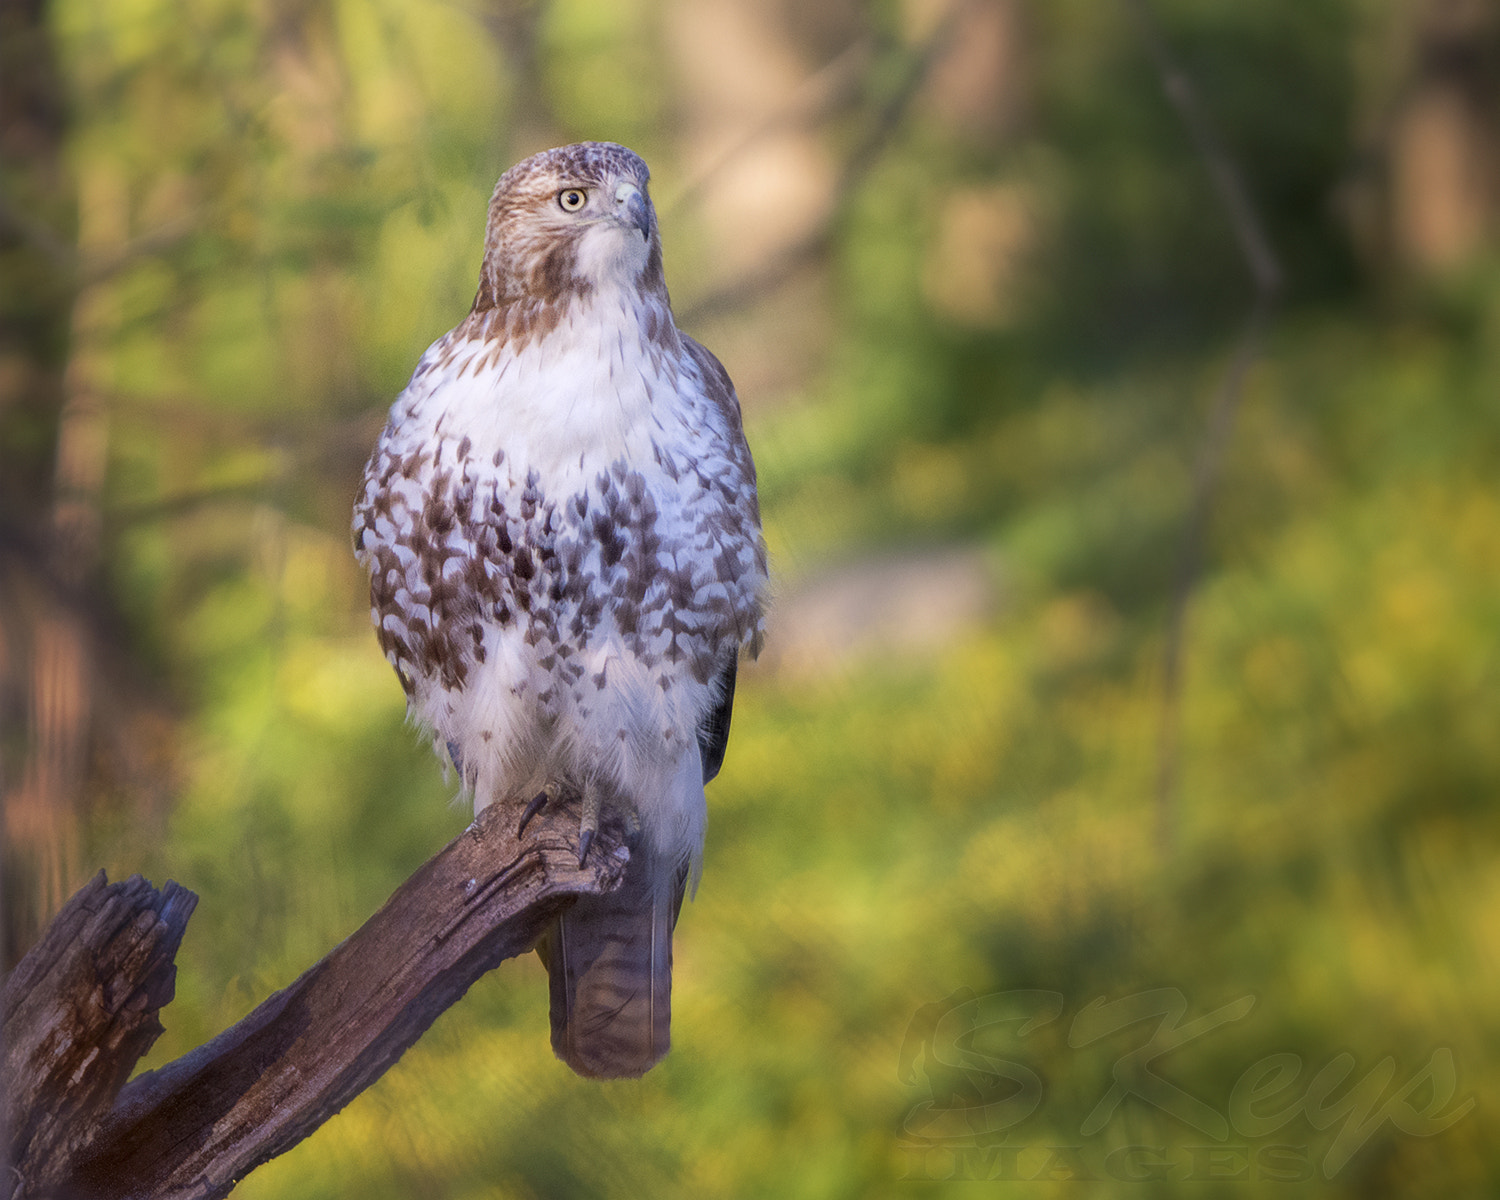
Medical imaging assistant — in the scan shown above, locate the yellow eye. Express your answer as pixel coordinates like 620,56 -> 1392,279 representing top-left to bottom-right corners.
558,188 -> 587,212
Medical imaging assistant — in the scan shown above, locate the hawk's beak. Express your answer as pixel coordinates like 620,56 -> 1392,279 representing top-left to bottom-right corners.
615,181 -> 650,240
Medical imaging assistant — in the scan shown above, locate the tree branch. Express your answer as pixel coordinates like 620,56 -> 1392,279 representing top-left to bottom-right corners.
676,1 -> 971,327
2,793 -> 626,1200
663,36 -> 875,225
1122,0 -> 1284,851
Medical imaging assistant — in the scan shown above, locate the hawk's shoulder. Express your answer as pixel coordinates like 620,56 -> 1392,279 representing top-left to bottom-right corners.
680,334 -> 744,436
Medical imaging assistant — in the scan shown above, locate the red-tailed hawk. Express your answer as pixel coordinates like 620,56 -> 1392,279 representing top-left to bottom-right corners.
353,143 -> 767,1078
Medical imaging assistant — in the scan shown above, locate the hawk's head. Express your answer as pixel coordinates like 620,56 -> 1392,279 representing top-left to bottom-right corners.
474,142 -> 667,315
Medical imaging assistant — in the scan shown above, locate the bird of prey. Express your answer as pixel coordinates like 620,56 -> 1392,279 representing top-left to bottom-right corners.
353,142 -> 767,1078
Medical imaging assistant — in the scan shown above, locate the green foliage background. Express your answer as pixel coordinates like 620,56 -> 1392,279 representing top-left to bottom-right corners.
8,0 -> 1499,1194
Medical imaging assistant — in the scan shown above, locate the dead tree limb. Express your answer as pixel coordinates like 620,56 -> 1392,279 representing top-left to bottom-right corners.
2,874 -> 197,1198
1,794 -> 626,1200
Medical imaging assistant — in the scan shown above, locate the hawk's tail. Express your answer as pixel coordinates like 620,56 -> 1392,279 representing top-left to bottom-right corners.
537,843 -> 684,1079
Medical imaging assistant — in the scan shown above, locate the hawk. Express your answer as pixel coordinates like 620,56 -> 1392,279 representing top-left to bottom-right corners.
353,142 -> 767,1078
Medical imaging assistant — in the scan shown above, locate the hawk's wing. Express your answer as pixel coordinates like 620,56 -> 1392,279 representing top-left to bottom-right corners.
697,658 -> 736,785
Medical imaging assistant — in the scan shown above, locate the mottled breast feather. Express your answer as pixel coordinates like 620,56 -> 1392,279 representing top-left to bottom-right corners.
352,335 -> 766,723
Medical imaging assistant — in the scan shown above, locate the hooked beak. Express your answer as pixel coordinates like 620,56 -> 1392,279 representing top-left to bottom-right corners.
614,181 -> 650,240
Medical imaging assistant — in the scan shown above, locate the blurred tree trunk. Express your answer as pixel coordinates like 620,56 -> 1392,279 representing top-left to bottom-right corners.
11,189 -> 121,965
1389,0 -> 1500,270
483,0 -> 566,160
0,0 -> 130,967
0,0 -> 84,968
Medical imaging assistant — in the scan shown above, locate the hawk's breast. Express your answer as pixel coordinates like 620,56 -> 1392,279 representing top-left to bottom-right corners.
353,313 -> 763,728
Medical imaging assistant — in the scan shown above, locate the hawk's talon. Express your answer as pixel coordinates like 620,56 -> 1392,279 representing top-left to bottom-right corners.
519,781 -> 562,836
518,789 -> 549,835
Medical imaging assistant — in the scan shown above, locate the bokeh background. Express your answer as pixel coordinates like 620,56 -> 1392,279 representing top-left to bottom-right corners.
3,0 -> 1499,1194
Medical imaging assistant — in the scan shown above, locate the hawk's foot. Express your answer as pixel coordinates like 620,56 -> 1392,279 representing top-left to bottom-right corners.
517,780 -> 626,866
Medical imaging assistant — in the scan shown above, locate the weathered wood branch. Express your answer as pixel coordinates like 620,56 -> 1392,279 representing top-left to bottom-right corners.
2,874 -> 197,1197
1,794 -> 626,1200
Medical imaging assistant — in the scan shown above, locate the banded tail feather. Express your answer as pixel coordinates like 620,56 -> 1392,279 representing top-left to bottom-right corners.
538,839 -> 686,1078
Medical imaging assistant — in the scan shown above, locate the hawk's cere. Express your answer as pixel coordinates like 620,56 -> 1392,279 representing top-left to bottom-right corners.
353,142 -> 768,1078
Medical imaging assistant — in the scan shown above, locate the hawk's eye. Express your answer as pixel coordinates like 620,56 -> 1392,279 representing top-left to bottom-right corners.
558,189 -> 587,212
